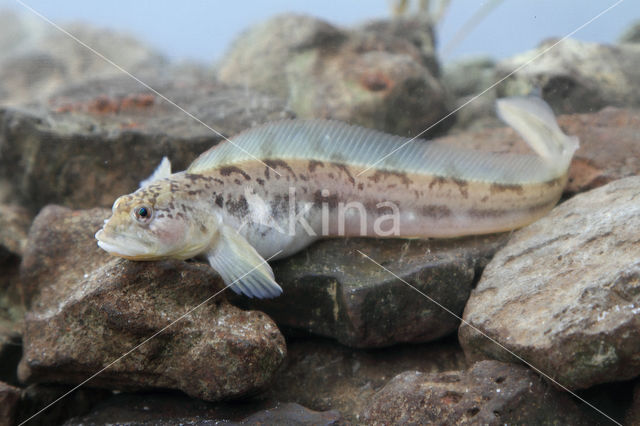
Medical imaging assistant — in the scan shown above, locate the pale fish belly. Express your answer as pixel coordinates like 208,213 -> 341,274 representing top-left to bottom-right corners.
211,160 -> 566,260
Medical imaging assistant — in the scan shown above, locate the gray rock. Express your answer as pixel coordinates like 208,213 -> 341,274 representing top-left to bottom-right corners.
443,56 -> 496,98
218,14 -> 451,136
0,381 -> 20,426
496,38 -> 640,113
18,205 -> 286,401
265,337 -> 466,423
459,176 -> 640,390
63,393 -> 341,426
619,20 -> 640,44
363,360 -> 591,424
0,75 -> 291,213
0,204 -> 30,385
0,10 -> 167,106
235,234 -> 508,348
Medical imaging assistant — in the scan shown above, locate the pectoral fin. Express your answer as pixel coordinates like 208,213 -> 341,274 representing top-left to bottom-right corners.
206,224 -> 283,298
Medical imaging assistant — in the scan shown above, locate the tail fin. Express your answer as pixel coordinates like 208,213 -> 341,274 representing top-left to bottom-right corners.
496,96 -> 579,173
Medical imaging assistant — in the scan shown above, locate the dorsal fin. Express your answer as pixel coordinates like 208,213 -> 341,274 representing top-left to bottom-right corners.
188,97 -> 577,183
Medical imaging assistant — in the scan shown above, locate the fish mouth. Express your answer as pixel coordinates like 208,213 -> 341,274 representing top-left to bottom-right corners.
95,228 -> 155,260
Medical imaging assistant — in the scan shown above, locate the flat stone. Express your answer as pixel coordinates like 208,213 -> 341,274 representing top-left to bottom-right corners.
265,336 -> 466,423
459,176 -> 640,390
363,360 -> 591,424
0,75 -> 291,213
496,38 -> 640,114
218,13 -> 450,136
235,234 -> 508,348
18,205 -> 286,401
63,393 -> 341,425
0,381 -> 20,426
0,10 -> 166,106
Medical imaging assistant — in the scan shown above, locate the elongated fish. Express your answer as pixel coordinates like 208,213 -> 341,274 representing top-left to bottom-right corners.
96,96 -> 578,298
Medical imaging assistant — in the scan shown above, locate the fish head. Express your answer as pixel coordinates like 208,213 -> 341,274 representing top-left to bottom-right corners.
95,183 -> 216,261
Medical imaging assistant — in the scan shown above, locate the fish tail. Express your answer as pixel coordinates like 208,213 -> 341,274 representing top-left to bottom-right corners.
496,96 -> 579,173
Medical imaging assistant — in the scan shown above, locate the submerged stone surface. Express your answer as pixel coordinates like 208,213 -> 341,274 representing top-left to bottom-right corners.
363,360 -> 591,424
459,176 -> 640,390
236,234 -> 507,348
265,337 -> 466,423
0,75 -> 291,213
63,393 -> 341,426
496,38 -> 640,114
19,205 -> 286,401
218,13 -> 450,136
0,10 -> 167,107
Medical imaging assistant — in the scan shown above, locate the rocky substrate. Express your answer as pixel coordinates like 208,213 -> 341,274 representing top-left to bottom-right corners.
0,10 -> 639,426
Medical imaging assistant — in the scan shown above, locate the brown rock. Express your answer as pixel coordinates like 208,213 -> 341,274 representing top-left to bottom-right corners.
363,361 -> 591,424
19,205 -> 286,401
235,234 -> 508,348
459,176 -> 640,390
218,14 -> 450,136
0,75 -> 292,213
265,337 -> 466,423
0,381 -> 20,426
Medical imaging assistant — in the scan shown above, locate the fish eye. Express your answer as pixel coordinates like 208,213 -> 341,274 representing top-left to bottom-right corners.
132,205 -> 153,224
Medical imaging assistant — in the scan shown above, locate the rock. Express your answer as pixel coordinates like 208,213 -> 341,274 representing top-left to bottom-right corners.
265,336 -> 466,423
619,20 -> 640,44
627,380 -> 640,425
443,56 -> 495,99
0,381 -> 20,426
496,38 -> 640,113
358,16 -> 440,76
363,360 -> 591,424
240,403 -> 341,425
63,392 -> 341,425
459,176 -> 640,390
218,14 -> 451,136
19,205 -> 286,401
234,234 -> 508,348
558,107 -> 640,195
0,204 -> 31,385
0,75 -> 292,213
16,384 -> 111,426
0,10 -> 167,106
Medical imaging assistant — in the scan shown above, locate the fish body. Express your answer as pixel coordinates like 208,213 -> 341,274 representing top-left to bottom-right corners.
96,96 -> 579,298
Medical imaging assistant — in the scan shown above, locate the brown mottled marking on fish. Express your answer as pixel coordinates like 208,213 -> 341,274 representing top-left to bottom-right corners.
308,160 -> 324,173
234,179 -> 242,185
333,163 -> 355,186
314,189 -> 339,208
422,205 -> 452,219
367,170 -> 412,187
490,183 -> 524,195
264,159 -> 296,179
214,194 -> 224,208
256,178 -> 265,186
219,166 -> 251,180
451,178 -> 469,198
226,195 -> 249,216
428,176 -> 447,190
